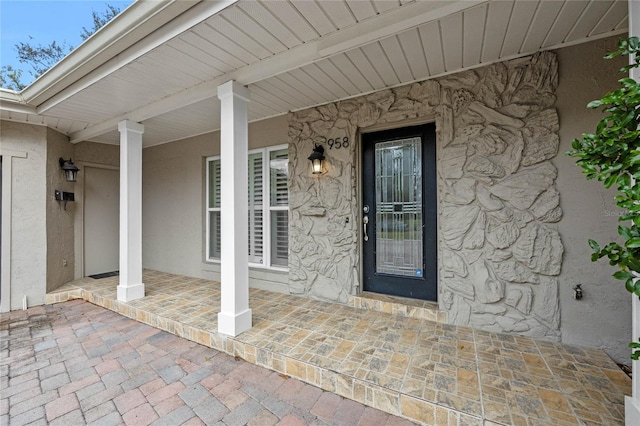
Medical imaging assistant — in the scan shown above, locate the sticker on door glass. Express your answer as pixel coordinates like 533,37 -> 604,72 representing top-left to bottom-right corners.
415,270 -> 422,277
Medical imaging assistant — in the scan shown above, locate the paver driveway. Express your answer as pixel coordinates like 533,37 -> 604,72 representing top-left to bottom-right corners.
0,300 -> 416,425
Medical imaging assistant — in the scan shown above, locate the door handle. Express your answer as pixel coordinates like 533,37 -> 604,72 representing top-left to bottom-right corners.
363,215 -> 369,241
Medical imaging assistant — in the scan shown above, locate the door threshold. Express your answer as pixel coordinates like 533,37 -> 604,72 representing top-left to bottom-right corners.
348,291 -> 446,324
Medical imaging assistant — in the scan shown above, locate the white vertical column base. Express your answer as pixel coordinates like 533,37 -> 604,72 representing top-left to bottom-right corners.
117,283 -> 145,302
626,396 -> 640,424
218,309 -> 253,336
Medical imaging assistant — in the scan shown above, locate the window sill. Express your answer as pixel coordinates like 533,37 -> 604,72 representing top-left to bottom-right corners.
204,259 -> 288,273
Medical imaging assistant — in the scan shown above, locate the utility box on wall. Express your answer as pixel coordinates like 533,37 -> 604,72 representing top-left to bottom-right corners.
54,190 -> 74,201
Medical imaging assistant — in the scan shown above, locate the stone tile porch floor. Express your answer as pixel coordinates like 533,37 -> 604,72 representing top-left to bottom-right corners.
46,270 -> 631,425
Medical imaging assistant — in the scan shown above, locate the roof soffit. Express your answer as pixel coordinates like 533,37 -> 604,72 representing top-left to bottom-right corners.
1,0 -> 630,147
67,0 -> 487,143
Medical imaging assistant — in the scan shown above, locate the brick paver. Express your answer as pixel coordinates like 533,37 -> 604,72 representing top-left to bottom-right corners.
1,300 -> 415,425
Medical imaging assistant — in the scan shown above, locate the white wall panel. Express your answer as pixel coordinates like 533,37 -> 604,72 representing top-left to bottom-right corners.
501,0 -> 538,57
380,36 -> 413,82
238,1 -> 301,48
345,49 -> 386,91
220,7 -> 288,55
286,68 -> 339,104
361,42 -> 399,87
329,53 -> 374,94
299,63 -> 349,99
419,22 -> 445,76
543,1 -> 589,47
290,0 -> 336,36
521,1 -> 564,53
320,0 -> 357,30
191,23 -> 255,67
592,0 -> 627,35
463,4 -> 487,68
260,1 -> 318,42
566,1 -> 615,42
178,31 -> 241,71
348,0 -> 377,22
316,58 -> 361,96
440,13 -> 463,71
482,1 -> 512,62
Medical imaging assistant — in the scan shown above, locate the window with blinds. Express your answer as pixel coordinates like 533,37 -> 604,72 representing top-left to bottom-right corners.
207,160 -> 222,260
206,145 -> 288,270
248,153 -> 264,264
269,148 -> 289,267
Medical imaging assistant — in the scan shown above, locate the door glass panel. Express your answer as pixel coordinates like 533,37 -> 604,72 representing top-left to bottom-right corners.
374,137 -> 423,277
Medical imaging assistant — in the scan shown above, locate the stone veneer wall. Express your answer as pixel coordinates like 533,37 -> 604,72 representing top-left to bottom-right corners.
288,52 -> 563,339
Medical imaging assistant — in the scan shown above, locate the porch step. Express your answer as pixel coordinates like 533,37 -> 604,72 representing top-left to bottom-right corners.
348,291 -> 447,324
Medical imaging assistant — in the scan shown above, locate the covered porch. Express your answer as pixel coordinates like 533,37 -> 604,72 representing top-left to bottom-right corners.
46,271 -> 630,425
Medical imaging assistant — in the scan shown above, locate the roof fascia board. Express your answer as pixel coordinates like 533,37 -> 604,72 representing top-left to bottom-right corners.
318,0 -> 486,58
0,100 -> 37,115
0,90 -> 36,114
36,0 -> 237,113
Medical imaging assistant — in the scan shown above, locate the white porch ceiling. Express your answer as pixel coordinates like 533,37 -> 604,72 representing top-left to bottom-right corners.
0,0 -> 629,148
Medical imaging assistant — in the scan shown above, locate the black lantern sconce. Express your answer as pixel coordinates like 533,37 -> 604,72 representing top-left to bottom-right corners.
59,158 -> 80,182
308,144 -> 325,175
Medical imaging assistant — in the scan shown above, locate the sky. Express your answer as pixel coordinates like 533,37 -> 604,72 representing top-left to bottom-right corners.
1,0 -> 134,86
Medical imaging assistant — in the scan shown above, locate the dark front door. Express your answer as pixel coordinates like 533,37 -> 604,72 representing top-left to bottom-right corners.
362,123 -> 437,301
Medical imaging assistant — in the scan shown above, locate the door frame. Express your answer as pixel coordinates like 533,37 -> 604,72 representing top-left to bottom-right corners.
74,162 -> 119,279
358,119 -> 439,301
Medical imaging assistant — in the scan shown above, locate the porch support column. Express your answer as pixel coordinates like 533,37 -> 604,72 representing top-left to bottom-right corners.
628,0 -> 640,423
117,120 -> 145,302
217,80 -> 252,336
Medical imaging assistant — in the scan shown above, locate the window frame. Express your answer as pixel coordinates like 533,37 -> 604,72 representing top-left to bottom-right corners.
205,144 -> 288,272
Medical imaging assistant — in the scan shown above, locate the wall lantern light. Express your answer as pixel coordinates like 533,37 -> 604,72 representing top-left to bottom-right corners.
308,144 -> 325,175
59,158 -> 80,182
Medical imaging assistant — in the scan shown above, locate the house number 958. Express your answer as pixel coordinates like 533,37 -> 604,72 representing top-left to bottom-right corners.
327,137 -> 349,149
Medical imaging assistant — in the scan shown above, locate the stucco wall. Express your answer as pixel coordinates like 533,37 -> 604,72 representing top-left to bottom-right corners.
74,141 -> 120,167
556,36 -> 631,362
45,127 -> 75,292
141,114 -> 289,291
143,133 -> 215,276
1,120 -> 47,309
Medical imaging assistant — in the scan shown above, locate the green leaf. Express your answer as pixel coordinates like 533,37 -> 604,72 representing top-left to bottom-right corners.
626,238 -> 640,248
626,278 -> 636,293
604,174 -> 618,188
587,99 -> 603,109
588,239 -> 600,251
614,270 -> 633,281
